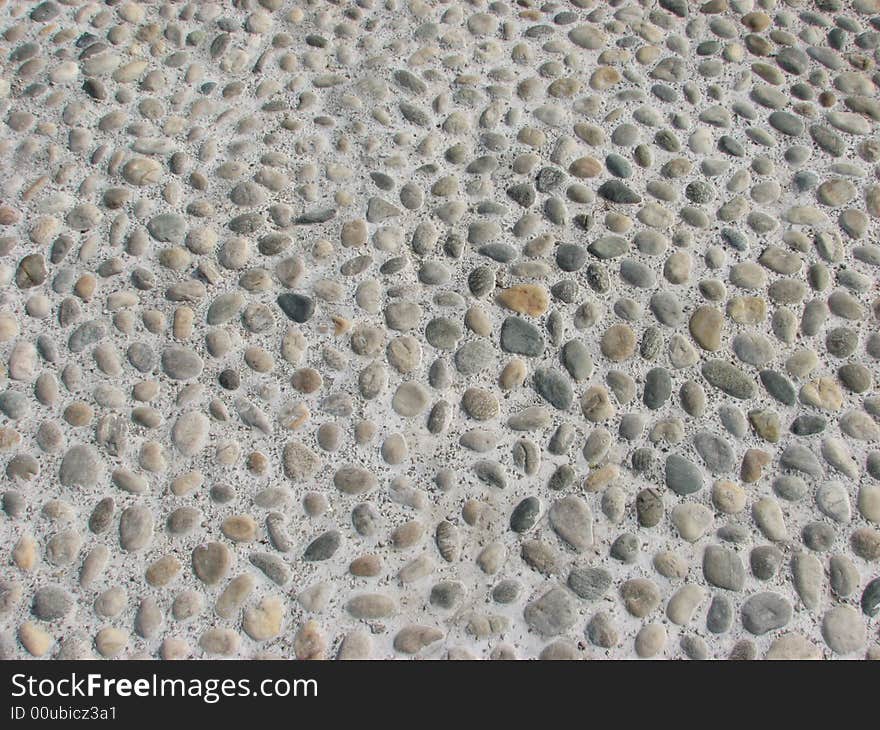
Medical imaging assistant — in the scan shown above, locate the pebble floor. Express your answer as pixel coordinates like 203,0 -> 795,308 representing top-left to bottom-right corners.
1,0 -> 880,660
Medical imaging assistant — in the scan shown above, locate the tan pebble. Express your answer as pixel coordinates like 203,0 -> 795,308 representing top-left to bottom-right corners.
145,554 -> 181,587
712,480 -> 747,514
247,451 -> 269,475
192,542 -> 231,586
381,433 -> 408,464
590,66 -> 620,90
665,251 -> 692,283
312,239 -> 333,259
497,284 -> 549,317
332,315 -> 351,335
122,157 -> 162,185
214,442 -> 239,469
291,367 -> 322,393
635,623 -> 667,658
786,348 -> 819,378
221,515 -> 258,542
19,622 -> 52,657
620,578 -> 661,618
160,247 -> 192,271
583,463 -> 618,492
517,126 -> 546,147
93,343 -> 122,376
605,212 -> 632,233
139,440 -> 167,472
399,555 -> 434,583
337,630 -> 372,660
199,628 -> 240,656
866,185 -> 880,217
476,542 -> 506,574
354,420 -> 376,444
142,310 -> 166,334
523,234 -> 554,257
280,327 -> 308,364
489,643 -> 518,660
42,500 -> 74,521
80,546 -> 109,587
280,402 -> 310,430
160,637 -> 190,660
462,387 -> 500,420
172,306 -> 194,339
569,156 -> 602,178
852,526 -> 880,560
25,295 -> 50,319
13,535 -> 37,571
94,587 -> 127,618
636,45 -> 661,65
244,346 -> 273,372
753,497 -> 787,541
653,550 -> 688,580
22,175 -> 50,202
499,358 -> 527,390
539,640 -> 580,660
114,310 -> 135,334
298,583 -> 333,613
464,305 -> 492,336
0,313 -> 19,342
0,426 -> 21,450
727,296 -> 766,324
799,377 -> 843,411
766,633 -> 821,660
341,219 -> 367,247
350,554 -> 382,577
740,449 -> 771,483
95,627 -> 128,658
0,205 -> 20,225
462,499 -> 486,526
74,274 -> 96,301
133,380 -> 160,402
689,306 -> 724,351
243,596 -> 284,641
391,520 -> 424,549
294,619 -> 326,659
63,401 -> 93,426
581,385 -> 614,422
394,625 -> 443,654
29,216 -> 59,245
170,470 -> 203,496
742,11 -> 771,31
302,492 -> 328,516
8,341 -> 37,380
216,575 -> 255,620
600,324 -> 635,361
859,485 -> 880,523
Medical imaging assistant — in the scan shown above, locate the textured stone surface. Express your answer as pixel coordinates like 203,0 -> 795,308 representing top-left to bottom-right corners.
0,0 -> 878,662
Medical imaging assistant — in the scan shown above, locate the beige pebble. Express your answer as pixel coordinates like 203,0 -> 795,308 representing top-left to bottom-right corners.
13,535 -> 37,571
160,637 -> 190,660
199,628 -> 240,656
19,622 -> 52,657
294,620 -> 326,659
243,596 -> 284,641
221,515 -> 258,542
146,554 -> 181,587
499,358 -> 527,390
590,66 -> 620,90
95,627 -> 128,658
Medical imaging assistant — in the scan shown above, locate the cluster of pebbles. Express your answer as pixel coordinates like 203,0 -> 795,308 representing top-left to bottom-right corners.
1,0 -> 880,661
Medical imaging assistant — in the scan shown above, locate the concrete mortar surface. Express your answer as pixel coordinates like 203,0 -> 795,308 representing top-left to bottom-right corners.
0,0 -> 879,661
